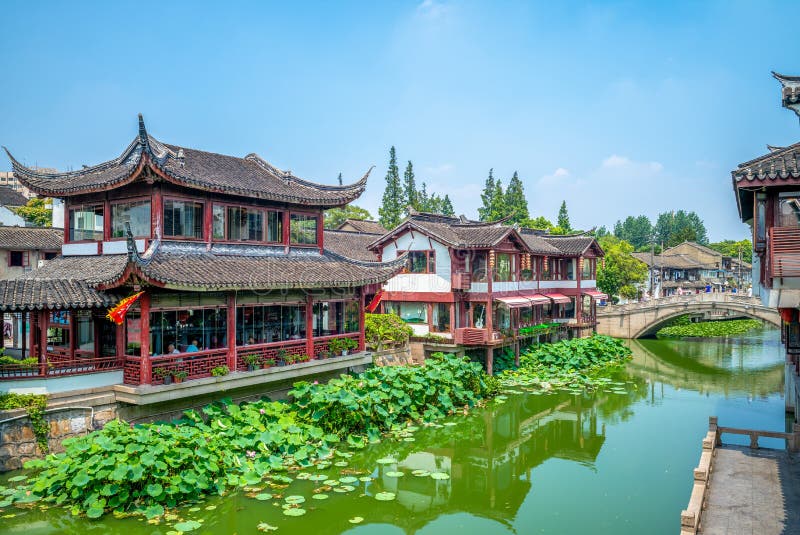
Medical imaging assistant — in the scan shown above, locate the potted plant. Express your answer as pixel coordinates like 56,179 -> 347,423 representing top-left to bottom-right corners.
243,353 -> 261,371
318,349 -> 330,360
297,354 -> 310,363
328,338 -> 345,356
276,349 -> 288,366
172,370 -> 188,384
153,367 -> 172,385
262,357 -> 275,369
283,354 -> 296,365
211,365 -> 229,377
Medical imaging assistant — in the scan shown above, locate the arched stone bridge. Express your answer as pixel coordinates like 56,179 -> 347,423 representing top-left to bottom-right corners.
596,293 -> 781,339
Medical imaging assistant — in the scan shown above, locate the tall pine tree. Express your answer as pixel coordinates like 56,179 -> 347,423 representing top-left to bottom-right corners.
557,200 -> 571,232
489,179 -> 506,221
378,146 -> 404,229
441,194 -> 455,216
478,169 -> 496,221
504,171 -> 529,224
403,161 -> 417,212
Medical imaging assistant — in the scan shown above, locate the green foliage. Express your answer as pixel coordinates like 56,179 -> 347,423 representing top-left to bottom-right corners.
478,169 -> 507,221
504,171 -> 529,224
17,355 -> 495,519
328,337 -> 357,355
0,393 -> 48,452
653,210 -> 708,247
323,205 -> 373,229
210,366 -> 229,377
415,182 -> 454,216
597,236 -> 648,299
403,161 -> 417,210
525,216 -> 554,231
708,239 -> 753,264
364,313 -> 412,350
379,146 -> 404,230
656,319 -> 762,338
557,200 -> 571,232
613,215 -> 653,250
13,197 -> 52,227
499,335 -> 632,390
0,356 -> 38,368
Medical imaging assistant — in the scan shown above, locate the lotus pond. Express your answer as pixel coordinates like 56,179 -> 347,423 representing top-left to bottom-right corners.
0,328 -> 787,534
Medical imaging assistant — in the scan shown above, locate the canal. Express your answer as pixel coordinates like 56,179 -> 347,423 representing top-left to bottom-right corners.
1,328 -> 787,534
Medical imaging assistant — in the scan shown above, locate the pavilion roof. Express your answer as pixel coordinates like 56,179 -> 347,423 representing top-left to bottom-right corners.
3,115 -> 368,207
336,219 -> 387,234
323,229 -> 380,262
0,279 -> 116,311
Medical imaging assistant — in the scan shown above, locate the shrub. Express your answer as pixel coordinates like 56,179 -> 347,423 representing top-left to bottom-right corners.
0,393 -> 48,452
364,313 -> 412,350
211,365 -> 229,377
0,356 -> 39,369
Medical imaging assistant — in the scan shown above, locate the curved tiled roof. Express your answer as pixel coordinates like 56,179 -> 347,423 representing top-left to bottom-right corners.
0,226 -> 62,250
4,115 -> 368,207
369,213 -> 520,250
0,279 -> 116,311
336,219 -> 387,234
732,141 -> 800,184
323,230 -> 380,261
543,235 -> 598,256
0,186 -> 28,207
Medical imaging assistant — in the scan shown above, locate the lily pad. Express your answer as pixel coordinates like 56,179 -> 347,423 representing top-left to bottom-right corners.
403,437 -> 416,442
339,476 -> 358,484
323,479 -> 339,486
284,495 -> 306,504
7,476 -> 27,483
173,520 -> 202,532
255,493 -> 273,501
375,492 -> 396,501
349,516 -> 364,524
443,422 -> 457,427
385,471 -> 404,478
411,469 -> 430,477
358,476 -> 373,482
430,472 -> 450,480
334,461 -> 349,467
257,522 -> 279,532
311,493 -> 329,500
309,474 -> 328,481
283,508 -> 306,517
376,457 -> 397,465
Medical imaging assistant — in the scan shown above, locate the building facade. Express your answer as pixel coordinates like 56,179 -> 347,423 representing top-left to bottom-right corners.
0,116 -> 403,389
368,212 -> 606,373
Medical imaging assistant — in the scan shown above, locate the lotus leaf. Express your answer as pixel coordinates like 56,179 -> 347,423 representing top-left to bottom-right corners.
338,476 -> 358,484
385,471 -> 404,478
283,508 -> 306,517
430,472 -> 450,480
349,516 -> 364,524
311,493 -> 329,500
374,492 -> 396,501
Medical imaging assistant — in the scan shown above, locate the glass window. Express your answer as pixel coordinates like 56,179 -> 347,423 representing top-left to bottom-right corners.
563,298 -> 575,319
493,303 -> 511,330
8,251 -> 28,267
237,304 -> 306,344
472,252 -> 487,282
778,195 -> 800,228
111,200 -> 151,238
344,301 -> 359,333
149,307 -> 227,356
384,302 -> 428,324
212,205 -> 225,240
565,259 -> 575,280
520,306 -> 533,326
494,253 -> 513,282
431,303 -> 450,332
581,258 -> 593,279
163,200 -> 203,239
75,310 -> 94,351
226,206 -> 264,242
47,311 -> 70,348
290,214 -> 318,245
407,251 -> 434,273
541,301 -> 553,320
69,204 -> 104,241
313,301 -> 357,336
267,211 -> 283,243
472,303 -> 486,328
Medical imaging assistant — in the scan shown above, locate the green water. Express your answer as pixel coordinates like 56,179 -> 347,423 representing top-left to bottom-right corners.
1,329 -> 787,534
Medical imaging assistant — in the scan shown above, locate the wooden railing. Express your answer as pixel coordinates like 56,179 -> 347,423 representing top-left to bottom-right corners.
236,340 -> 307,371
454,328 -> 487,345
313,332 -> 361,357
770,226 -> 800,278
0,353 -> 124,380
148,348 -> 228,385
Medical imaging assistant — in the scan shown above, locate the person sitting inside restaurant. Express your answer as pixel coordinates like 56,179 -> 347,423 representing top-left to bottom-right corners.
167,343 -> 180,355
186,339 -> 200,352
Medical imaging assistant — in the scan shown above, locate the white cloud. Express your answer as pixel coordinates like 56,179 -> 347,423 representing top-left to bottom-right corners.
538,167 -> 570,186
422,163 -> 455,176
602,154 -> 631,168
600,154 -> 663,175
417,0 -> 448,19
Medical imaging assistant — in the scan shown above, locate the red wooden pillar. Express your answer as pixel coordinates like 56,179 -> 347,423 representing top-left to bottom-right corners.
203,196 -> 213,244
227,292 -> 237,370
486,346 -> 494,376
68,310 -> 76,360
20,312 -> 27,360
139,293 -> 151,384
103,198 -> 112,242
358,289 -> 366,352
576,256 -> 583,327
115,321 -> 124,361
152,185 -> 163,238
316,213 -> 324,254
306,294 -> 315,357
39,310 -> 48,376
283,211 -> 291,252
449,302 -> 455,336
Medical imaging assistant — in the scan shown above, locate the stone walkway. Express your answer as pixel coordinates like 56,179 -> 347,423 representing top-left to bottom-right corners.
702,446 -> 800,534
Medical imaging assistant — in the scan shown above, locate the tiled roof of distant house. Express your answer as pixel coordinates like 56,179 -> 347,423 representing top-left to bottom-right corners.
323,230 -> 380,262
0,186 -> 28,207
0,279 -> 116,311
336,219 -> 387,235
0,226 -> 62,250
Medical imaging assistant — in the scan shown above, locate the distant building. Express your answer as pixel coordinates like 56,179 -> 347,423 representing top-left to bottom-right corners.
0,186 -> 28,227
0,226 -> 61,279
336,218 -> 388,234
0,171 -> 38,198
633,241 -> 752,297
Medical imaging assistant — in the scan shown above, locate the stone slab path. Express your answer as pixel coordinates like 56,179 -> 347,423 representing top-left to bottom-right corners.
702,446 -> 800,534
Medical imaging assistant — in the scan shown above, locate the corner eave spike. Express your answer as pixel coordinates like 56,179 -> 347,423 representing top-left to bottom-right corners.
138,113 -> 147,143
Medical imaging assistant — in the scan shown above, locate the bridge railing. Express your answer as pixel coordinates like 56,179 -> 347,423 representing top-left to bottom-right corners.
598,293 -> 761,314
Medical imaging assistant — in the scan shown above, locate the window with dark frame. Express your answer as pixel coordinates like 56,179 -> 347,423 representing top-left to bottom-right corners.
290,214 -> 318,245
111,199 -> 151,238
8,250 -> 28,267
163,199 -> 203,239
69,204 -> 104,241
405,250 -> 435,274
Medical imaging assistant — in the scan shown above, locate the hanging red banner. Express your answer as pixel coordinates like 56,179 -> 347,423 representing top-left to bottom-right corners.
366,290 -> 384,313
106,291 -> 144,325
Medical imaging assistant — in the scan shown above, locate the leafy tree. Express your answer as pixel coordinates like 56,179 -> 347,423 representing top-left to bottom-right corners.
14,197 -> 52,227
441,194 -> 455,216
378,146 -> 404,229
597,236 -> 648,300
416,182 -> 454,216
504,171 -> 529,224
708,239 -> 753,264
324,205 -> 373,229
557,201 -> 571,232
403,161 -> 417,212
525,216 -> 554,230
593,225 -> 610,239
613,215 -> 653,249
478,169 -> 496,221
653,210 -> 708,247
489,179 -> 506,221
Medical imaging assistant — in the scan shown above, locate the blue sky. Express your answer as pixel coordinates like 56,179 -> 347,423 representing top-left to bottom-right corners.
0,0 -> 797,241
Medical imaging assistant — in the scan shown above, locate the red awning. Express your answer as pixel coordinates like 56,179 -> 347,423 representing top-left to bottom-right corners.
583,289 -> 608,301
543,293 -> 571,304
495,294 -> 551,308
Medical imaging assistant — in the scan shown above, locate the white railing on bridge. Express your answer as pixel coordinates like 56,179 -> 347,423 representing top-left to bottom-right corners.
599,293 -> 762,314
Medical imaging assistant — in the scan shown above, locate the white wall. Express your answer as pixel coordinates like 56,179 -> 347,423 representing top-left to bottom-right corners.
51,198 -> 64,229
0,207 -> 25,226
382,230 -> 451,292
540,280 -> 578,290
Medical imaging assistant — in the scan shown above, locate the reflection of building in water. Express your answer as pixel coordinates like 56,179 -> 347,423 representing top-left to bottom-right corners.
389,392 -> 610,529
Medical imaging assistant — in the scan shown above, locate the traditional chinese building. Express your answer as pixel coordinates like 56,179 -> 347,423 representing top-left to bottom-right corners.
367,211 -> 605,373
0,116 -> 404,394
733,72 -> 800,417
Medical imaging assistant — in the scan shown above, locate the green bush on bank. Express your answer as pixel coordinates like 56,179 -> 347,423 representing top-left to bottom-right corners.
656,319 -> 762,339
9,354 -> 494,519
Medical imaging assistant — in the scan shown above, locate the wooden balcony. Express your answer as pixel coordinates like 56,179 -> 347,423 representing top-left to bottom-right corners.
770,227 -> 800,278
454,327 -> 488,345
451,272 -> 472,290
